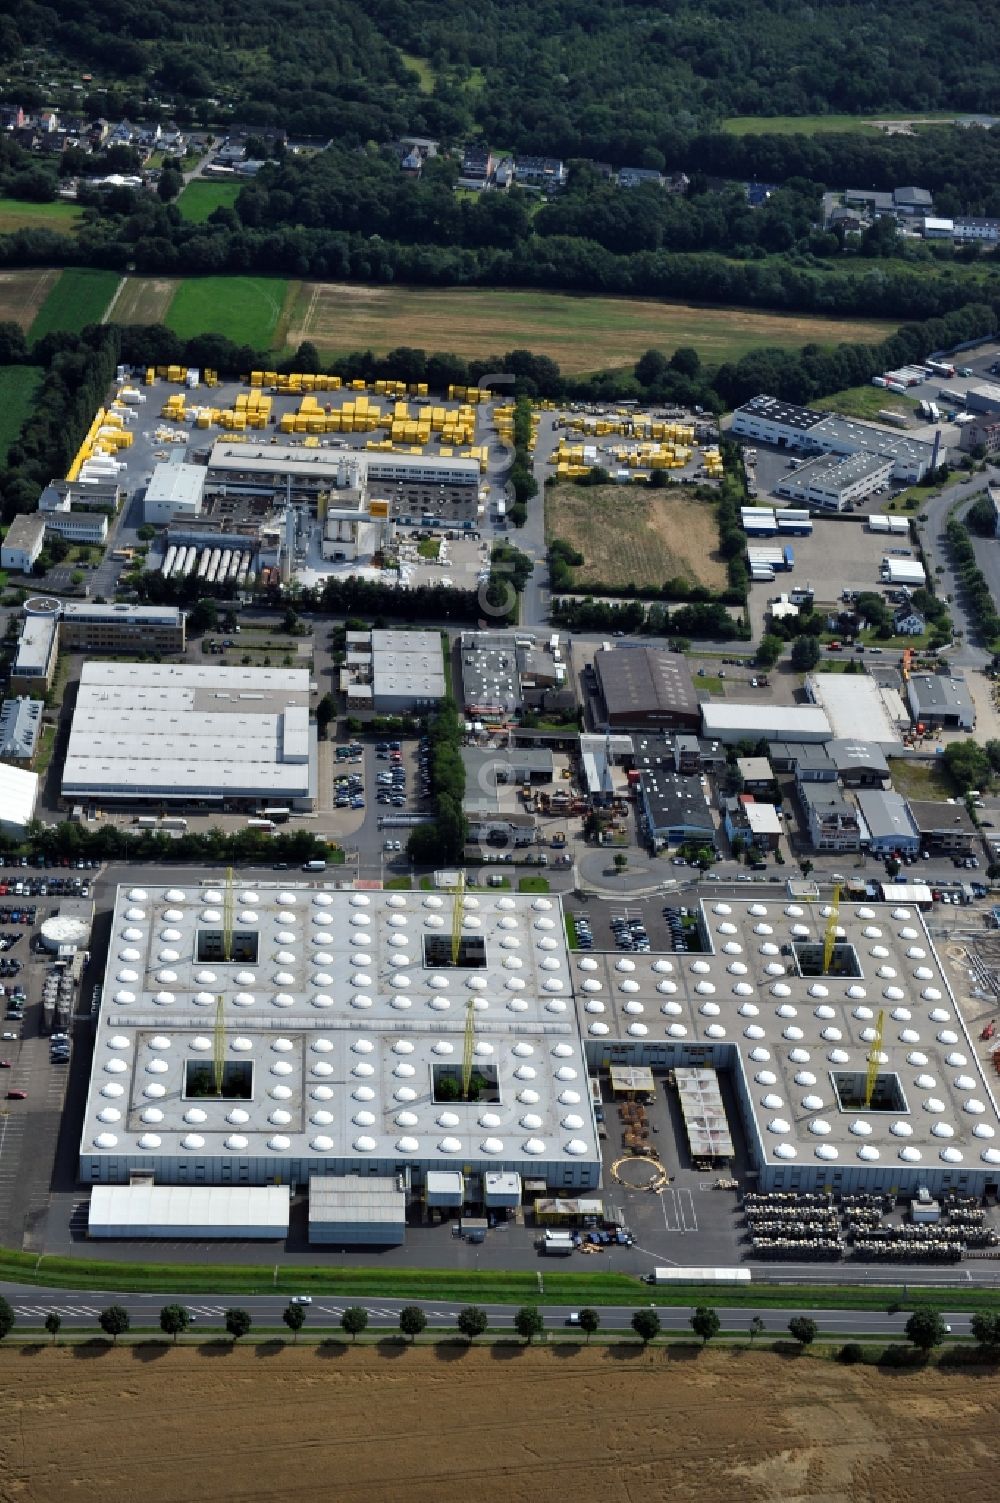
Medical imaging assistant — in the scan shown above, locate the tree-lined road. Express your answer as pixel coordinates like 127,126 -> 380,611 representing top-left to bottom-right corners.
0,1285 -> 979,1339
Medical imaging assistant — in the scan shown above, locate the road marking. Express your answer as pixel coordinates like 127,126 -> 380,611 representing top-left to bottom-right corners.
678,1188 -> 698,1234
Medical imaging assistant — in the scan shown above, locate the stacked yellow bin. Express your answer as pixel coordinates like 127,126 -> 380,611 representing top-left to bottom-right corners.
161,392 -> 186,421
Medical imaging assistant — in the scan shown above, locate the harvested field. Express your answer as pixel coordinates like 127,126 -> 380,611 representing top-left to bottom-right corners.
2,1346 -> 998,1503
0,268 -> 61,331
111,276 -> 181,326
546,482 -> 727,592
287,282 -> 897,374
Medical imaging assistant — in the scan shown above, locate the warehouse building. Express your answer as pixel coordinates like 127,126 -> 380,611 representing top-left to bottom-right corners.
907,673 -> 975,731
342,628 -> 447,714
459,631 -> 530,720
62,663 -> 316,809
0,513 -> 45,574
79,884 -> 600,1202
205,441 -> 479,501
855,789 -> 921,856
732,395 -> 941,482
774,451 -> 893,512
806,673 -> 906,748
701,703 -> 830,745
827,739 -> 890,788
593,647 -> 700,732
144,462 -> 207,525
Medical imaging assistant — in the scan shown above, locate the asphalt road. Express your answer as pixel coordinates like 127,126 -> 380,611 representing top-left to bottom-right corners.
0,1284 -> 979,1337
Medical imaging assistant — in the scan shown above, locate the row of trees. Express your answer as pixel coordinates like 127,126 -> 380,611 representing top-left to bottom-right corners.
3,818 -> 331,867
945,514 -> 1000,646
0,1296 -> 983,1354
405,697 -> 467,865
550,594 -> 747,641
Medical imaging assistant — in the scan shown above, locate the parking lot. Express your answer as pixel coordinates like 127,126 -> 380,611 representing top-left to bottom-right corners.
746,514 -> 911,638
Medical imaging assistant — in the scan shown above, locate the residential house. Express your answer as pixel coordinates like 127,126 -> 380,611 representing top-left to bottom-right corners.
514,156 -> 566,190
460,146 -> 494,185
893,606 -> 926,636
723,794 -> 782,852
618,166 -> 664,189
745,181 -> 777,207
959,418 -> 1000,457
399,135 -> 439,160
954,217 -> 1000,242
37,110 -> 60,134
400,148 -> 423,176
0,105 -> 26,131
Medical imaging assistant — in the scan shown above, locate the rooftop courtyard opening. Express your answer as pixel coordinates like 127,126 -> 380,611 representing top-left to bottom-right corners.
831,1069 -> 909,1114
793,941 -> 862,979
196,929 -> 259,964
423,934 -> 487,969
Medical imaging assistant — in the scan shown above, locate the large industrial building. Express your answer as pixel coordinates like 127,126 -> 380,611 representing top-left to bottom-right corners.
62,663 -> 316,809
732,395 -> 942,487
204,441 -> 479,502
80,884 -> 601,1216
774,451 -> 893,511
700,703 -> 831,745
593,647 -> 700,732
80,881 -> 1000,1236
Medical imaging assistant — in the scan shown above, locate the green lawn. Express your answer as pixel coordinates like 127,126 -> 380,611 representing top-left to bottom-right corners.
28,268 -> 119,340
165,275 -> 289,348
517,876 -> 551,893
177,181 -> 242,224
723,113 -> 962,135
398,51 -> 436,93
0,197 -> 83,235
810,384 -> 919,422
0,365 -> 43,462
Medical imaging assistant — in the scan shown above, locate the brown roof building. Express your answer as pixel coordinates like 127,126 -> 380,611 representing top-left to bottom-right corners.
593,647 -> 700,732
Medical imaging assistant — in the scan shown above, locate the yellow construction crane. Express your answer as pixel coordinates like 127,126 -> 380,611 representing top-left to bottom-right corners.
222,864 -> 235,962
864,1007 -> 885,1109
451,869 -> 465,966
213,993 -> 226,1096
822,883 -> 841,975
462,997 -> 476,1100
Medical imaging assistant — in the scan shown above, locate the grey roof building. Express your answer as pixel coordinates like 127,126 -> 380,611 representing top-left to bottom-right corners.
855,789 -> 920,853
0,697 -> 43,763
593,648 -> 700,732
907,674 -> 975,731
827,739 -> 890,787
638,768 -> 715,846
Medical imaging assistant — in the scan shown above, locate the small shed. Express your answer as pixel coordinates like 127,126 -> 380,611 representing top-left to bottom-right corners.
484,1171 -> 522,1209
609,1064 -> 655,1096
425,1170 -> 465,1208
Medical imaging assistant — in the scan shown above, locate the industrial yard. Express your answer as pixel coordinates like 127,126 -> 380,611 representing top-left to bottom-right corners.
2,1346 -> 996,1503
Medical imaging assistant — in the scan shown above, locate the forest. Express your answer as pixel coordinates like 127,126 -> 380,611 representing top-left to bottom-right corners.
3,1 -> 1000,149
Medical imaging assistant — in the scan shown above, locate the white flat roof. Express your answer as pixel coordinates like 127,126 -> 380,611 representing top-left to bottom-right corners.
88,1183 -> 289,1234
807,673 -> 902,746
79,884 -> 599,1183
701,703 -> 830,740
0,762 -> 38,832
62,663 -> 314,801
145,463 -> 206,506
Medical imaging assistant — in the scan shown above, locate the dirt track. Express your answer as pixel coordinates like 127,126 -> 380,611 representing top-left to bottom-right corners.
1,1345 -> 998,1503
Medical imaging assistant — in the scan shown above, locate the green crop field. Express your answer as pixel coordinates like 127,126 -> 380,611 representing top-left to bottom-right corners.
165,276 -> 292,348
289,283 -> 898,374
0,365 -> 43,462
28,268 -> 119,340
177,181 -> 242,223
723,113 -> 962,135
0,197 -> 83,234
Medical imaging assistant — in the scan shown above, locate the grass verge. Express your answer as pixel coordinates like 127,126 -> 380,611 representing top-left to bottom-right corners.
723,113 -> 961,135
809,383 -> 919,422
517,876 -> 551,893
28,269 -> 118,340
6,1252 -> 1000,1311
